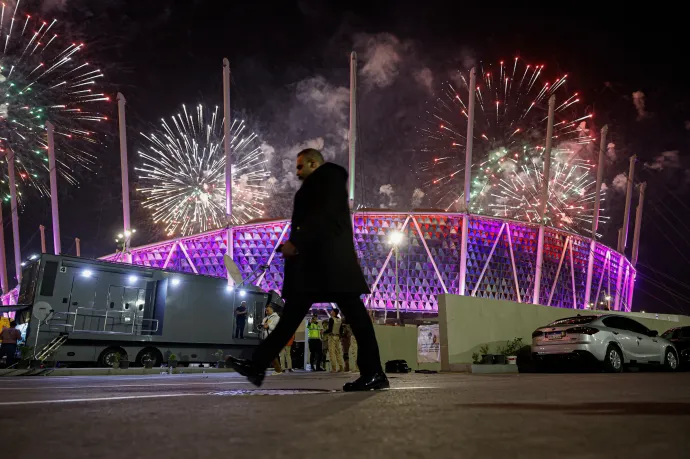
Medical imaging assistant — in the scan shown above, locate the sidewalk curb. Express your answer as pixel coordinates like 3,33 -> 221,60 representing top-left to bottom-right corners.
0,367 -> 237,377
470,364 -> 519,374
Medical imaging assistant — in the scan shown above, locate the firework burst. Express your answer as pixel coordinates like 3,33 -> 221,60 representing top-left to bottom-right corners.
419,57 -> 607,235
137,104 -> 270,237
0,0 -> 109,199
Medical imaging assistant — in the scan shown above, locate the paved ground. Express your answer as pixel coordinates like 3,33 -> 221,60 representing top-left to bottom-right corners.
0,370 -> 689,458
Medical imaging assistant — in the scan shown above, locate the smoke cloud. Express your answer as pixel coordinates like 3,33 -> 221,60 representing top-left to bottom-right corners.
295,76 -> 349,124
632,91 -> 647,120
354,33 -> 410,88
379,184 -> 397,208
606,143 -> 616,161
645,150 -> 680,171
411,188 -> 425,208
612,173 -> 628,192
414,68 -> 434,94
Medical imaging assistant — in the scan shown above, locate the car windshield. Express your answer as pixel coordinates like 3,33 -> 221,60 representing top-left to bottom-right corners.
547,316 -> 598,327
661,329 -> 676,339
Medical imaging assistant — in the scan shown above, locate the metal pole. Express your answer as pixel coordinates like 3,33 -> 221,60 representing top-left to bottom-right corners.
627,272 -> 636,312
458,67 -> 476,295
532,95 -> 556,304
395,246 -> 400,322
619,155 -> 636,253
117,93 -> 132,263
7,153 -> 22,284
39,225 -> 46,254
591,125 -> 608,237
463,68 -> 476,212
46,121 -> 61,255
459,216 -> 469,295
223,58 -> 234,286
0,200 -> 8,297
631,182 -> 646,267
348,51 -> 358,209
76,238 -> 81,257
223,58 -> 232,223
584,125 -> 608,309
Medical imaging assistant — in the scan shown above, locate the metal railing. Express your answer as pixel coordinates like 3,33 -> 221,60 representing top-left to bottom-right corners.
46,307 -> 159,335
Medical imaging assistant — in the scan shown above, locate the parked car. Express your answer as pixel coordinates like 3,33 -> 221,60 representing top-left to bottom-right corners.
531,314 -> 679,372
661,326 -> 690,369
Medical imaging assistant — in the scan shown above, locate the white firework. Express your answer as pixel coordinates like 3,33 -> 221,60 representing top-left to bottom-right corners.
137,103 -> 270,236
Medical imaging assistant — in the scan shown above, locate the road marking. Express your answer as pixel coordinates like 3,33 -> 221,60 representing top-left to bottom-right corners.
0,381 -> 250,391
387,386 -> 437,390
0,393 -> 201,406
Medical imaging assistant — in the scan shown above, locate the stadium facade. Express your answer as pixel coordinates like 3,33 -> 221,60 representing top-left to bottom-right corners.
96,212 -> 634,313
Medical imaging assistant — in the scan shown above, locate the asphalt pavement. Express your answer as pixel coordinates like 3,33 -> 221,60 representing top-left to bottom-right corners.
1,370 -> 689,459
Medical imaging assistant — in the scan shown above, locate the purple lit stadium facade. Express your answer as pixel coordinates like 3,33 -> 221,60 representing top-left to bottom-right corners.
95,212 -> 633,313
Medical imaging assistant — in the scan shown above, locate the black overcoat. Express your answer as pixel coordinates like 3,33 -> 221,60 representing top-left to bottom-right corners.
282,162 -> 370,302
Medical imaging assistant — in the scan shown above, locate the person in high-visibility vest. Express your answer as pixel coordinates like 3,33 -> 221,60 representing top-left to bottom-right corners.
307,316 -> 323,371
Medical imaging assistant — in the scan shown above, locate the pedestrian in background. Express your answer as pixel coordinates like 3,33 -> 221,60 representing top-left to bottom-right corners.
325,309 -> 345,373
321,320 -> 330,371
280,333 -> 295,372
0,321 -> 21,367
261,305 -> 282,374
307,316 -> 323,371
234,301 -> 248,339
341,316 -> 358,372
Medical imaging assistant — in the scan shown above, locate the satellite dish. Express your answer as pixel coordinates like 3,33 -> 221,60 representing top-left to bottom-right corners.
33,301 -> 53,321
223,254 -> 243,286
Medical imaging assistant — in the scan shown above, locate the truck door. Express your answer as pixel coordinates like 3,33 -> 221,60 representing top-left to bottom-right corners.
69,275 -> 99,332
105,286 -> 142,334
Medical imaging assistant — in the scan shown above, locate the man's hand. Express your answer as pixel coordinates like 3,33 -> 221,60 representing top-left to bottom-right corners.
280,241 -> 299,258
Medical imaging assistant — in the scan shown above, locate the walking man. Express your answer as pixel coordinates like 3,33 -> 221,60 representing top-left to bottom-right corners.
228,148 -> 388,391
234,301 -> 248,339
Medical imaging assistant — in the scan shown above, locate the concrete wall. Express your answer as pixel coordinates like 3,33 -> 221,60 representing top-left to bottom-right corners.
438,294 -> 690,370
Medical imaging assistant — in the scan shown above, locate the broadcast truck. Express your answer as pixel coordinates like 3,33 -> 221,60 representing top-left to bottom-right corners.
6,253 -> 280,367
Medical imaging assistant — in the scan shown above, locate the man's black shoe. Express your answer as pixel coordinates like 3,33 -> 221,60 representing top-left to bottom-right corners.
226,356 -> 265,387
343,372 -> 389,392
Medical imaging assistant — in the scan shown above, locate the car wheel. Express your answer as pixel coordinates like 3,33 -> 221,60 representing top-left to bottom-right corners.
604,345 -> 623,373
663,348 -> 679,372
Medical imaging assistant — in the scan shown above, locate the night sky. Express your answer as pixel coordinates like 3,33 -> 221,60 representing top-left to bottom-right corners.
4,0 -> 690,313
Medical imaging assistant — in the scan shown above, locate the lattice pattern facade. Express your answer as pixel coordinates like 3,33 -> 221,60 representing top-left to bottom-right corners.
92,213 -> 635,313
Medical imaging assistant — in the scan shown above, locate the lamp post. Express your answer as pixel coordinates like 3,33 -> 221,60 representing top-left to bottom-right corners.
388,231 -> 404,323
115,229 -> 136,262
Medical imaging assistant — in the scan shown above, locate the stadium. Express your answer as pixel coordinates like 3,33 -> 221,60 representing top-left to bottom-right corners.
99,211 -> 635,313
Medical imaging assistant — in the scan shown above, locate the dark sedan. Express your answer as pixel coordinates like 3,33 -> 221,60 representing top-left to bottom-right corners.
661,326 -> 690,369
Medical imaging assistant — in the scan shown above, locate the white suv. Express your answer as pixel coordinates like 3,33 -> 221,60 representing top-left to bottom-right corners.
532,314 -> 679,372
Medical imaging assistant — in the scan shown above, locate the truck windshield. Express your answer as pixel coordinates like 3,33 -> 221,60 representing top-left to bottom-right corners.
17,262 -> 40,305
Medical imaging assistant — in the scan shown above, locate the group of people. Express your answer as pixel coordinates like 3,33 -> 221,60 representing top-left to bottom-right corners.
307,310 -> 358,372
0,320 -> 21,367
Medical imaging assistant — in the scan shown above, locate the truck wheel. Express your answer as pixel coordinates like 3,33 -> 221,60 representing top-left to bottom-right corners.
136,348 -> 163,368
98,347 -> 127,368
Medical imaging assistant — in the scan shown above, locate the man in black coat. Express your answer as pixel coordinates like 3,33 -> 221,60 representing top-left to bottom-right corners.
228,148 -> 388,391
